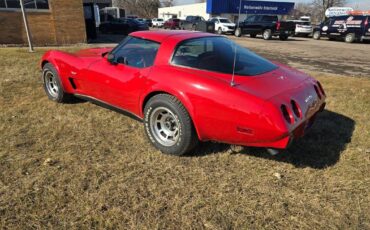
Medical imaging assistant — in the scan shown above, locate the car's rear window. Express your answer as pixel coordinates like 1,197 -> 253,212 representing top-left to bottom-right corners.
172,37 -> 277,76
296,21 -> 311,25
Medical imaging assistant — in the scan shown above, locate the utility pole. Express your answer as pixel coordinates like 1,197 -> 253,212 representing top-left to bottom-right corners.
20,0 -> 34,52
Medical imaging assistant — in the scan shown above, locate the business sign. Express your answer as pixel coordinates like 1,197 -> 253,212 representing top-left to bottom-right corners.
242,1 -> 294,15
206,0 -> 295,15
325,7 -> 353,17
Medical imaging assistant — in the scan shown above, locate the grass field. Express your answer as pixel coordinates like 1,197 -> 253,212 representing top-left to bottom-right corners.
0,47 -> 369,229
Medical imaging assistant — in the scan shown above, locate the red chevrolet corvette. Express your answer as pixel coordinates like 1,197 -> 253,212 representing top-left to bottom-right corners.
40,31 -> 326,155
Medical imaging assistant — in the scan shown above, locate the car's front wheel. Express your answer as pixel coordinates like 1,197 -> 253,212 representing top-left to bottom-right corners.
144,94 -> 198,156
42,63 -> 72,103
217,27 -> 223,35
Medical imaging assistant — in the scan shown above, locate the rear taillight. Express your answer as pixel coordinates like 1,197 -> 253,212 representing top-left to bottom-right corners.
365,18 -> 368,26
314,85 -> 322,99
291,100 -> 302,118
281,104 -> 294,124
277,21 -> 281,30
317,81 -> 326,96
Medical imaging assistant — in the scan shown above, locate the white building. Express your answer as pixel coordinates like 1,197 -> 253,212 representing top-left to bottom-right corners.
158,3 -> 209,21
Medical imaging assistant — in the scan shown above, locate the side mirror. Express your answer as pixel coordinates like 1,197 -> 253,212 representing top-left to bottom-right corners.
107,53 -> 117,65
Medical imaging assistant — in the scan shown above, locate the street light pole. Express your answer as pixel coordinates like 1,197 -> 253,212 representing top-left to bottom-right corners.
20,0 -> 34,52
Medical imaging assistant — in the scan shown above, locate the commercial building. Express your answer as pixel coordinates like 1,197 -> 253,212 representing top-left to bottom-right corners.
158,0 -> 295,22
0,0 -> 112,45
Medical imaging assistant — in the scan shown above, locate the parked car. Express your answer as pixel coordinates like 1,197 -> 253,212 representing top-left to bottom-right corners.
145,19 -> 153,27
209,17 -> 236,34
135,18 -> 145,23
235,15 -> 296,40
40,31 -> 326,156
313,14 -> 370,43
164,18 -> 181,29
290,20 -> 313,37
99,18 -> 149,35
180,15 -> 215,33
152,18 -> 164,27
180,15 -> 205,30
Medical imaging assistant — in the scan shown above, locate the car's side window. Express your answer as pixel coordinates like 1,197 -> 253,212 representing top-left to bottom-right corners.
113,37 -> 160,69
245,16 -> 255,22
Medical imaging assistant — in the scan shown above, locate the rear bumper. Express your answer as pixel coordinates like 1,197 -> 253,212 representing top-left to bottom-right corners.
274,30 -> 294,36
243,100 -> 326,150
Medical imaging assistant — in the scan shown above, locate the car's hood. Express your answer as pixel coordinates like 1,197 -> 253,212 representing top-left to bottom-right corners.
74,47 -> 113,58
220,23 -> 236,27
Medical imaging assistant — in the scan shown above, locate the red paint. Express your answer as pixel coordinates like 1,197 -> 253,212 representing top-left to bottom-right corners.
41,31 -> 326,149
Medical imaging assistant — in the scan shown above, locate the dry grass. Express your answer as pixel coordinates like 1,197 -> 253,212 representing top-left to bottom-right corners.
0,47 -> 369,229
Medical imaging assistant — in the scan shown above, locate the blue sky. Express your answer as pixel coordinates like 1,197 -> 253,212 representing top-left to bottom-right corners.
173,0 -> 370,9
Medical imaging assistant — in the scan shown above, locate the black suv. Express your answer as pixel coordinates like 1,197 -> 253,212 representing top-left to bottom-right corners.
235,15 -> 295,40
313,15 -> 370,43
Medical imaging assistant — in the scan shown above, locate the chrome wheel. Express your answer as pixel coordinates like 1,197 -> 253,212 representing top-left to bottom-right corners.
44,70 -> 59,98
150,107 -> 180,147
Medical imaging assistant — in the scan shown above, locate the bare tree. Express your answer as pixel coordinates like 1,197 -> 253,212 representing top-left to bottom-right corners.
312,0 -> 347,21
160,0 -> 173,7
113,0 -> 161,18
291,2 -> 314,18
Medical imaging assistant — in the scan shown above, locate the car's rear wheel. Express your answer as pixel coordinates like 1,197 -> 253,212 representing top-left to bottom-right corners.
235,28 -> 242,37
345,33 -> 356,43
313,31 -> 321,40
42,63 -> 72,103
263,29 -> 272,40
144,94 -> 198,156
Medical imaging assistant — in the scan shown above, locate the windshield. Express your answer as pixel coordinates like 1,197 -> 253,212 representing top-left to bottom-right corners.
157,19 -> 164,21
219,19 -> 232,23
172,37 -> 277,76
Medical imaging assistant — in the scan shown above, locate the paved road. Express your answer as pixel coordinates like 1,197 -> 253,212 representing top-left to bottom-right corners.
232,35 -> 370,77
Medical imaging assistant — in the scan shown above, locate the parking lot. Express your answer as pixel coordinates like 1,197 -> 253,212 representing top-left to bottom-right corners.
232,35 -> 370,77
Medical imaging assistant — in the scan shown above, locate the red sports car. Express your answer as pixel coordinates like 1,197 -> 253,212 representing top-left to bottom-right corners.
40,31 -> 326,155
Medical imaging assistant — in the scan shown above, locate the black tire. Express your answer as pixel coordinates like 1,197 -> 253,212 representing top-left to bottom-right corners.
262,29 -> 272,40
144,94 -> 198,156
235,28 -> 242,37
250,33 -> 257,38
313,31 -> 321,40
345,33 -> 356,43
279,34 -> 288,41
217,27 -> 223,35
42,63 -> 72,103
